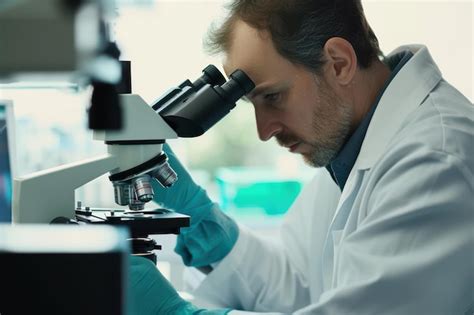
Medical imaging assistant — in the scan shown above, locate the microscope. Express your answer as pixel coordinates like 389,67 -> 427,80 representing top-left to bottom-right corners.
1,2 -> 254,313
13,64 -> 255,262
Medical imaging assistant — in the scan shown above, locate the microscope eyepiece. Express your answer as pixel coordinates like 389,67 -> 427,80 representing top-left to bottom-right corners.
229,69 -> 255,94
158,65 -> 255,137
192,64 -> 227,90
219,69 -> 255,105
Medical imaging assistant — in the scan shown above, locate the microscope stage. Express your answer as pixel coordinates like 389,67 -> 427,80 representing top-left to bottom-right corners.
75,207 -> 190,237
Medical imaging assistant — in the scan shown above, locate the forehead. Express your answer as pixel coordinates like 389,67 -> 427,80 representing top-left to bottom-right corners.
223,20 -> 297,85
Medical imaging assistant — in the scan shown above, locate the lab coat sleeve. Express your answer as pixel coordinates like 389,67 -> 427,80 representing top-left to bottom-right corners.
294,147 -> 474,314
195,225 -> 306,313
192,170 -> 340,313
199,145 -> 473,315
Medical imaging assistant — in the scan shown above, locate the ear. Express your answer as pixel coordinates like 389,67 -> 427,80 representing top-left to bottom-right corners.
323,37 -> 357,86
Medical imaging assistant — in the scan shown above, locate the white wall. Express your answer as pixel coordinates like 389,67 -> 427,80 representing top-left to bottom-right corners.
363,0 -> 473,101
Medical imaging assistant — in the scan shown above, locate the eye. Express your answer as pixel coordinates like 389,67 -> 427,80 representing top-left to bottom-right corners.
263,92 -> 281,103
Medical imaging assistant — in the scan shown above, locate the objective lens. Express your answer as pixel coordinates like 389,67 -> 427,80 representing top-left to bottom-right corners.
152,160 -> 178,188
113,181 -> 131,206
128,199 -> 145,211
132,175 -> 154,202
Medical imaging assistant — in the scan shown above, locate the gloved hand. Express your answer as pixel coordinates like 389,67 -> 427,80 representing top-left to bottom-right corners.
152,143 -> 239,267
128,255 -> 230,315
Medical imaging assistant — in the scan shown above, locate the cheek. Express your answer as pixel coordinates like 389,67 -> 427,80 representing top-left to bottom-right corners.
287,89 -> 320,130
291,76 -> 326,116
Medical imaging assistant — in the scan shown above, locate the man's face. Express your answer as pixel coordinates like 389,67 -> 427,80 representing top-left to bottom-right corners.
224,21 -> 353,167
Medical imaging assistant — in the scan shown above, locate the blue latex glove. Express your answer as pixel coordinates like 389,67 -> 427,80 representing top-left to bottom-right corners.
128,256 -> 230,315
152,143 -> 239,267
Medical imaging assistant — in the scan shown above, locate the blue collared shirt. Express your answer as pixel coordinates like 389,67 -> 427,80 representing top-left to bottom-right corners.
326,51 -> 414,190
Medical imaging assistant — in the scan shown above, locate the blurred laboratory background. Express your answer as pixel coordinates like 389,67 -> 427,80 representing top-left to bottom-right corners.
1,0 -> 472,289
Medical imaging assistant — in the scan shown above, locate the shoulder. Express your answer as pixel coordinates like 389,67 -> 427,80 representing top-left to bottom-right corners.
366,80 -> 474,194
386,80 -> 473,163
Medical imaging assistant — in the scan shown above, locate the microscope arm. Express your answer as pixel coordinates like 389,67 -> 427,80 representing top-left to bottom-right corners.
13,154 -> 118,224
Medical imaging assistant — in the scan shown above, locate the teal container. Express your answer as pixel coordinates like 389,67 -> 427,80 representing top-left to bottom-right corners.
215,167 -> 302,215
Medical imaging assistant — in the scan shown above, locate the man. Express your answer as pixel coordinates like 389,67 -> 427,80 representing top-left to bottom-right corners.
129,1 -> 474,314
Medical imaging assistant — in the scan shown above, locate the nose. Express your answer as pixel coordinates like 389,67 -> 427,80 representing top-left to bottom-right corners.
254,107 -> 282,141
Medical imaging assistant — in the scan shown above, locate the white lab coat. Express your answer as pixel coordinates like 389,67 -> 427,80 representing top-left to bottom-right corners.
191,45 -> 474,314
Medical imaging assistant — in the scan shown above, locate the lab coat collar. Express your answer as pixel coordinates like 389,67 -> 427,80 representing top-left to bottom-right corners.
353,45 -> 443,170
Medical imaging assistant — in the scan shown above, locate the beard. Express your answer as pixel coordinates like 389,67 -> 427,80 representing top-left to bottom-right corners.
276,80 -> 353,168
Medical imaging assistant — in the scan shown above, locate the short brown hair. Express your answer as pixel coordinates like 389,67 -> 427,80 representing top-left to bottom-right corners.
206,0 -> 383,73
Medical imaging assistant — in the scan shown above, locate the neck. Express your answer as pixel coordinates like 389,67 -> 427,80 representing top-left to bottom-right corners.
351,59 -> 391,130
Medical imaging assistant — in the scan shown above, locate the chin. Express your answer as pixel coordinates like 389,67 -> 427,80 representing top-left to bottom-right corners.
302,154 -> 322,168
302,150 -> 335,168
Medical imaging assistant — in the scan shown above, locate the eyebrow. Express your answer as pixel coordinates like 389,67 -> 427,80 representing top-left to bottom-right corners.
247,85 -> 271,100
245,83 -> 279,102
